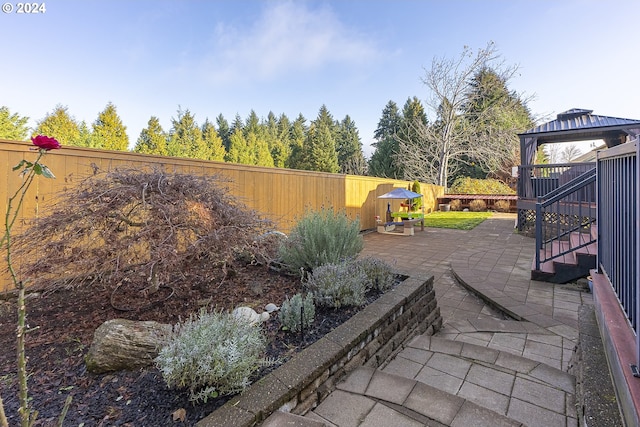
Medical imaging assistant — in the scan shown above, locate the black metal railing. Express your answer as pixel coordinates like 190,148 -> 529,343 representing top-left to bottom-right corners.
518,162 -> 596,200
534,168 -> 597,271
597,140 -> 639,342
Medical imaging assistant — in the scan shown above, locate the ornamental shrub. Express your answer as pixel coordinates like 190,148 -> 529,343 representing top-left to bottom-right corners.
449,177 -> 514,195
306,261 -> 368,308
494,199 -> 511,213
410,181 -> 422,211
279,293 -> 315,332
155,309 -> 270,403
278,208 -> 363,275
356,257 -> 396,292
469,199 -> 487,212
449,199 -> 463,211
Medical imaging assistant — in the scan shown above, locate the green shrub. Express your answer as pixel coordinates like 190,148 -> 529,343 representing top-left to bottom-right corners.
155,309 -> 270,403
306,261 -> 368,308
278,208 -> 364,275
449,199 -> 463,211
493,199 -> 511,212
449,177 -> 514,195
356,257 -> 396,292
279,293 -> 315,332
469,199 -> 487,212
410,181 -> 422,211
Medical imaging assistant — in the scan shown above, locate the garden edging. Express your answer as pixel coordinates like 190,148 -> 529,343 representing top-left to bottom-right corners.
197,274 -> 442,427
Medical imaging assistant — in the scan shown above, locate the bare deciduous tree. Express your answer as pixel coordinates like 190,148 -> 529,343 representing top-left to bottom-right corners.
396,43 -> 530,186
561,144 -> 583,163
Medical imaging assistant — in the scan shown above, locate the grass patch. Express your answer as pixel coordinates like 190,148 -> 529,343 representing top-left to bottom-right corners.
423,211 -> 493,230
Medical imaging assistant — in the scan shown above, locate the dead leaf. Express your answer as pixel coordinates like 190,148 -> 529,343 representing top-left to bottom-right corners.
172,408 -> 186,422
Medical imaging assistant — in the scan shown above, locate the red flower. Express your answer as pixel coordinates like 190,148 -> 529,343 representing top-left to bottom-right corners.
31,135 -> 61,150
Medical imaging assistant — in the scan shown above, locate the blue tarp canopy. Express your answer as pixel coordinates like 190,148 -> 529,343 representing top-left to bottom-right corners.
377,188 -> 422,199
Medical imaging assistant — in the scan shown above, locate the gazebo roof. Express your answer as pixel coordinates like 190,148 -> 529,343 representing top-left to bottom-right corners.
520,108 -> 640,138
519,108 -> 640,165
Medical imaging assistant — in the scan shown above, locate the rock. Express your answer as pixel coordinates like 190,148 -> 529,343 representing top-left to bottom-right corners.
232,306 -> 269,325
85,319 -> 172,374
265,303 -> 279,313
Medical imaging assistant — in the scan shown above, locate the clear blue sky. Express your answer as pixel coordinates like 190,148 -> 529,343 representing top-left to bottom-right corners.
1,0 -> 638,156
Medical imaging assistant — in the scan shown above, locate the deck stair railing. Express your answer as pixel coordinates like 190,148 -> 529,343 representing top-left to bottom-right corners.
597,140 -> 638,338
519,162 -> 596,200
534,168 -> 597,272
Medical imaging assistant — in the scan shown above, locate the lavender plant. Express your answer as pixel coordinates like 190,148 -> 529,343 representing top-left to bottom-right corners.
155,309 -> 271,403
279,293 -> 315,332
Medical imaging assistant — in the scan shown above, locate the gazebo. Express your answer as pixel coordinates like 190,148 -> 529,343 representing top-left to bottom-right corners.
517,108 -> 640,231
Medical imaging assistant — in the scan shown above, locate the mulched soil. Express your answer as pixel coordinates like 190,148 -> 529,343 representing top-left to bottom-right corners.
0,262 -> 379,427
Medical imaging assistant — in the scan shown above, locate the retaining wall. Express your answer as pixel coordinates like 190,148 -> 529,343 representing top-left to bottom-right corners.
197,275 -> 441,427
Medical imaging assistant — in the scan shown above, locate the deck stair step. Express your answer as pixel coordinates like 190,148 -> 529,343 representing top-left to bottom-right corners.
531,229 -> 597,283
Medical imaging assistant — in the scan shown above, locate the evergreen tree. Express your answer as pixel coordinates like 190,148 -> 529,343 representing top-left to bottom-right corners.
230,114 -> 244,134
35,105 -> 81,146
369,100 -> 402,178
302,121 -> 339,173
226,127 -> 254,164
167,108 -> 208,159
263,111 -> 289,167
92,102 -> 129,151
78,121 -> 94,148
0,106 -> 29,140
399,97 -> 428,146
336,115 -> 367,175
273,113 -> 292,168
286,114 -> 307,170
244,110 -> 261,137
314,104 -> 338,138
135,116 -> 168,156
215,113 -> 231,151
251,131 -> 274,167
201,119 -> 226,161
460,67 -> 534,181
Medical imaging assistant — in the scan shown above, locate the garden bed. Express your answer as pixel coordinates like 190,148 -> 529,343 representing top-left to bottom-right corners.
0,262 -> 440,426
198,274 -> 441,427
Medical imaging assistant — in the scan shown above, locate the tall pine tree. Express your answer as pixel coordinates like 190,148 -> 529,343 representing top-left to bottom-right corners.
35,105 -> 82,146
92,102 -> 129,151
226,127 -> 254,164
201,119 -> 226,161
286,114 -> 307,170
0,106 -> 29,140
135,116 -> 168,155
167,108 -> 208,159
302,107 -> 339,173
216,114 -> 232,151
336,115 -> 367,175
369,100 -> 402,178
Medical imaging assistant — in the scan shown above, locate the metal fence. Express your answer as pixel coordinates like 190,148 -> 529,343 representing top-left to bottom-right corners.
518,162 -> 596,200
597,140 -> 639,346
534,168 -> 597,271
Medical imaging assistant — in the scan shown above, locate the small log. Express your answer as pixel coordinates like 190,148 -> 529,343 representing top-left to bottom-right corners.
85,319 -> 172,374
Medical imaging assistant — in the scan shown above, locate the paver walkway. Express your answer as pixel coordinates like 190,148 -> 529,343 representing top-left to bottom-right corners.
262,213 -> 593,427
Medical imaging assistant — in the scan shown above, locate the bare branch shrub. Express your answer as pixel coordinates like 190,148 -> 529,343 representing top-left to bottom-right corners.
469,199 -> 487,212
11,168 -> 275,292
449,199 -> 463,211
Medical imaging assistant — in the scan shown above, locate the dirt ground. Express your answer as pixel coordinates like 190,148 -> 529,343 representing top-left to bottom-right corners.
0,262 -> 363,426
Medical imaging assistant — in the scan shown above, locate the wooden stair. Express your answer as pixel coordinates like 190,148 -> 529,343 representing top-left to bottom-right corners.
531,226 -> 597,283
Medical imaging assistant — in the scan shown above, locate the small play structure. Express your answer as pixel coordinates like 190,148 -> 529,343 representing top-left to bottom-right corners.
376,188 -> 425,236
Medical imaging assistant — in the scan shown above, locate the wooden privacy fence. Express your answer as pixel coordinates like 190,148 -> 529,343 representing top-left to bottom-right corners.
1,139 -> 443,291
